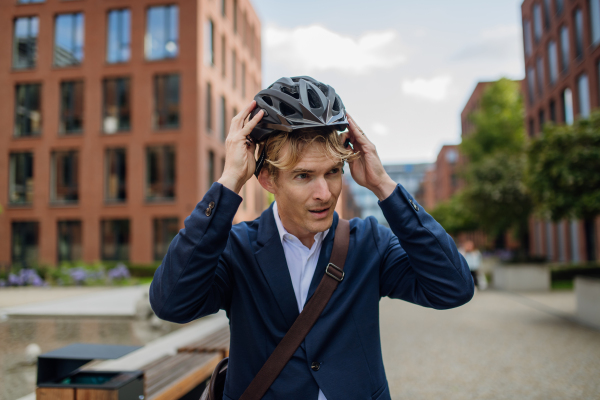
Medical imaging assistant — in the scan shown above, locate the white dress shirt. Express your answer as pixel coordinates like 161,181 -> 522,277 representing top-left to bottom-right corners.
273,201 -> 329,400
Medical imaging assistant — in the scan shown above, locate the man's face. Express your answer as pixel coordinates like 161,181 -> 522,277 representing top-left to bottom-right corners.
267,142 -> 343,236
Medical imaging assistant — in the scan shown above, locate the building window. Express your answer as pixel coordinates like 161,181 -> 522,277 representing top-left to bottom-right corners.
146,145 -> 175,201
528,118 -> 535,137
154,74 -> 179,129
232,50 -> 237,89
60,81 -> 84,134
221,35 -> 226,77
101,219 -> 129,261
51,151 -> 79,204
575,9 -> 584,59
221,0 -> 226,17
107,9 -> 131,64
543,0 -> 551,30
241,62 -> 246,98
105,148 -> 126,202
233,0 -> 238,33
208,150 -> 215,189
536,56 -> 544,95
563,87 -> 574,125
206,82 -> 213,131
523,19 -> 533,57
9,152 -> 34,205
13,16 -> 38,69
220,96 -> 227,141
14,83 -> 41,137
205,19 -> 214,66
145,5 -> 179,60
12,221 -> 39,267
556,0 -> 564,15
538,109 -> 545,132
57,220 -> 82,262
54,13 -> 84,67
545,221 -> 554,261
560,26 -> 570,72
153,218 -> 179,261
103,77 -> 130,133
533,3 -> 543,42
577,74 -> 590,117
548,41 -> 558,85
549,99 -> 556,122
527,66 -> 536,104
18,0 -> 44,3
591,0 -> 600,46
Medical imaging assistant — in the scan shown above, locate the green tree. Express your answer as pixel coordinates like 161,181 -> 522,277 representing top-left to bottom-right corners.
429,192 -> 479,235
460,78 -> 532,241
528,112 -> 600,220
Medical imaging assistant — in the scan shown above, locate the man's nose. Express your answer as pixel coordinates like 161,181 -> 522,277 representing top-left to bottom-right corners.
312,177 -> 331,202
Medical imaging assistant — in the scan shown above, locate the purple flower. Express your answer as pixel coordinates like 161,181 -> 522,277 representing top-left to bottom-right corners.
108,263 -> 130,280
69,267 -> 87,285
8,273 -> 23,286
0,279 -> 6,287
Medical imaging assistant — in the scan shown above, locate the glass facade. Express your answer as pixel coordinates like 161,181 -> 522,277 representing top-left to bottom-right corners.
51,151 -> 79,204
12,222 -> 39,267
205,19 -> 214,66
591,0 -> 600,46
14,83 -> 41,137
548,41 -> 558,84
154,74 -> 179,129
232,50 -> 237,89
536,56 -> 544,95
9,152 -> 34,205
577,74 -> 590,117
153,218 -> 179,261
527,66 -> 536,103
220,96 -> 227,141
103,77 -> 130,133
146,146 -> 176,201
556,0 -> 564,14
563,88 -> 574,125
145,5 -> 178,60
208,150 -> 215,189
13,16 -> 38,69
221,35 -> 226,77
575,9 -> 584,59
524,19 -> 533,56
543,0 -> 551,29
206,82 -> 213,130
60,81 -> 84,134
560,26 -> 570,72
101,219 -> 130,261
54,13 -> 84,67
107,9 -> 131,63
533,3 -> 542,42
105,148 -> 127,202
57,220 -> 82,262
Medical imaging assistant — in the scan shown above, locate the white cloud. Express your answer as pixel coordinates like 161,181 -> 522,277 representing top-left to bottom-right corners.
264,24 -> 406,75
371,122 -> 389,136
401,76 -> 452,102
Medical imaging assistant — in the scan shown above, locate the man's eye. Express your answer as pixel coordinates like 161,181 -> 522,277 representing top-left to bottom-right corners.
329,168 -> 340,174
296,173 -> 307,179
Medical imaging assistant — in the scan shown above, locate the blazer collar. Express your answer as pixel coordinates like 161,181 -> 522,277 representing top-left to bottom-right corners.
254,202 -> 339,329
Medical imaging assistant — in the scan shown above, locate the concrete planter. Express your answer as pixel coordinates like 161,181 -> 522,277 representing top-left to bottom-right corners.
575,276 -> 600,329
493,264 -> 550,291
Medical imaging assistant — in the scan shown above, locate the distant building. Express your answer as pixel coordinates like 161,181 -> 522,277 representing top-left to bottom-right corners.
521,0 -> 599,262
0,0 -> 265,266
345,163 -> 431,227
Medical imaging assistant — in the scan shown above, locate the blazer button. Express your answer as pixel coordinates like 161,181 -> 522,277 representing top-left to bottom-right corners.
205,207 -> 212,217
311,361 -> 320,371
409,199 -> 419,211
208,201 -> 215,209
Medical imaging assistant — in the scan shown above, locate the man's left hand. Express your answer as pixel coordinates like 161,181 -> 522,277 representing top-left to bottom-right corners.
341,113 -> 397,201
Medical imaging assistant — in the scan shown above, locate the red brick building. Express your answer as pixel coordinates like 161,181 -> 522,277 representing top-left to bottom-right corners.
0,0 -> 266,266
521,0 -> 599,262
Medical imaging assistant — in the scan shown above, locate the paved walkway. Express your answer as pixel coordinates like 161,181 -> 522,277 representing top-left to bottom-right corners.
0,286 -> 149,318
380,290 -> 600,400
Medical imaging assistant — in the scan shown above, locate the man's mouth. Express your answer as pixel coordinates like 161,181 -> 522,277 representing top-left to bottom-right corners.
308,207 -> 330,218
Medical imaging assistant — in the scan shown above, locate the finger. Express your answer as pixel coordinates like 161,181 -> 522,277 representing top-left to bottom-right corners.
237,100 -> 258,129
241,109 -> 264,135
347,114 -> 371,147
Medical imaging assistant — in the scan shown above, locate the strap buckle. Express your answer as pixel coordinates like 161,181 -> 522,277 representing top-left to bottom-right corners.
325,263 -> 344,282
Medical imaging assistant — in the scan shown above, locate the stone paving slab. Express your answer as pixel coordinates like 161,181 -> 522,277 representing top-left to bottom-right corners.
0,287 -> 108,308
0,286 -> 149,318
380,290 -> 600,400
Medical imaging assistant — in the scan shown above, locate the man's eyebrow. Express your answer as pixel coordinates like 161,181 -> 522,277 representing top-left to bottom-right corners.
291,168 -> 314,173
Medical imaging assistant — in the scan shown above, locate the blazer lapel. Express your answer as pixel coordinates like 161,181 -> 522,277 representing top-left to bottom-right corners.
305,212 -> 339,303
254,203 -> 300,329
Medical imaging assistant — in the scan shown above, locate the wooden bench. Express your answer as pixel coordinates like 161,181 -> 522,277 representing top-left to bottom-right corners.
177,326 -> 230,358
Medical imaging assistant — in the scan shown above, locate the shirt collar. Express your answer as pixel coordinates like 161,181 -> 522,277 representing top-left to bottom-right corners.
273,201 -> 330,246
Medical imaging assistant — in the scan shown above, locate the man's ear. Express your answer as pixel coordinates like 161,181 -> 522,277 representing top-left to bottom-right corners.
257,168 -> 276,195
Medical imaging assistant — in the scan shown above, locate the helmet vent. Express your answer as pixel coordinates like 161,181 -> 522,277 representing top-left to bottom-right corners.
332,97 -> 341,112
261,96 -> 273,106
317,83 -> 329,96
281,86 -> 300,99
279,102 -> 296,116
291,78 -> 300,82
307,88 -> 322,109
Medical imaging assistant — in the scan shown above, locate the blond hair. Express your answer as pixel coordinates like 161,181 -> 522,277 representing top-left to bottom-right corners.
258,127 -> 360,179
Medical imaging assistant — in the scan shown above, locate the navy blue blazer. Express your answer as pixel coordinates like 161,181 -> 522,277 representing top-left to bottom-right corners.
150,182 -> 474,400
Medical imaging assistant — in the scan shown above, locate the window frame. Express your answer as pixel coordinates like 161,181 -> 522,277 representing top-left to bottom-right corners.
8,152 -> 34,206
13,15 -> 39,70
103,76 -> 131,134
53,12 -> 85,67
153,73 -> 180,130
106,8 -> 131,64
105,147 -> 127,203
50,150 -> 79,205
14,83 -> 42,138
59,80 -> 84,135
145,145 -> 176,202
145,4 -> 179,61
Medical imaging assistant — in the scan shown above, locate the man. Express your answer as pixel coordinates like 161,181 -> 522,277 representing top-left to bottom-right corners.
150,76 -> 474,400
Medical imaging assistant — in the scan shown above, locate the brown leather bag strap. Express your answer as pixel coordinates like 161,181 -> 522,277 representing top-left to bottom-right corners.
239,218 -> 350,400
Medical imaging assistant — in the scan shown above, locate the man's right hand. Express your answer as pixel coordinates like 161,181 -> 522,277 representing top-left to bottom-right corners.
217,100 -> 264,194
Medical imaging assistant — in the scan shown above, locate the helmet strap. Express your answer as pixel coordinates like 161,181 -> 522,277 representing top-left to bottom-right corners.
254,146 -> 268,178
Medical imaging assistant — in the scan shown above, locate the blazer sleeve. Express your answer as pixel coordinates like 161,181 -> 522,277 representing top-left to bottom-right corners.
149,182 -> 242,323
375,184 -> 474,309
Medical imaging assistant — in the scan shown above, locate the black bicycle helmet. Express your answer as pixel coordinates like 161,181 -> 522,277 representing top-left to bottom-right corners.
249,76 -> 348,176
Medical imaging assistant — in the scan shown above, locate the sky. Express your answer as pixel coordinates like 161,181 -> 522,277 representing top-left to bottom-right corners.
251,0 -> 525,164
